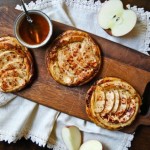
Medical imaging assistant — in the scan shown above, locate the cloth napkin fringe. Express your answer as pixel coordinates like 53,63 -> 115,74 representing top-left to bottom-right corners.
0,131 -> 17,143
0,130 -> 48,146
0,130 -> 134,150
47,138 -> 66,150
121,134 -> 134,150
25,134 -> 47,147
15,0 -> 102,11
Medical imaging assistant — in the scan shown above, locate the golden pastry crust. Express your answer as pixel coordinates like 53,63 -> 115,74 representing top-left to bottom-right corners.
86,77 -> 142,130
46,30 -> 101,86
0,36 -> 33,92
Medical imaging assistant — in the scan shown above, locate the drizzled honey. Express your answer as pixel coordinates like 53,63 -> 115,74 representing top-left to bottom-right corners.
19,13 -> 49,45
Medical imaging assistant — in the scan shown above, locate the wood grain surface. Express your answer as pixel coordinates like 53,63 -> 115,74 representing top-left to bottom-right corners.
0,0 -> 150,150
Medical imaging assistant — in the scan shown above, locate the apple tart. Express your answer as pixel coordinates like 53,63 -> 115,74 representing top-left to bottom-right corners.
46,30 -> 101,86
0,36 -> 33,92
86,77 -> 142,130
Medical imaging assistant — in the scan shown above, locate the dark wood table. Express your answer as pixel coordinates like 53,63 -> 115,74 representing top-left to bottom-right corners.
0,0 -> 150,150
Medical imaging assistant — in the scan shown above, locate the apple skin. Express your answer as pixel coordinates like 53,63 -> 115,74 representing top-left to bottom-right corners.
105,29 -> 112,36
98,0 -> 137,37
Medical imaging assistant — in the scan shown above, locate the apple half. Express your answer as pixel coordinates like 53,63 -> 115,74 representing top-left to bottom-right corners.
79,140 -> 103,150
98,0 -> 137,36
62,126 -> 81,150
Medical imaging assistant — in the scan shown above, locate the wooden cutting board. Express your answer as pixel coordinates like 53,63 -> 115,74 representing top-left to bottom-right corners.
13,21 -> 150,133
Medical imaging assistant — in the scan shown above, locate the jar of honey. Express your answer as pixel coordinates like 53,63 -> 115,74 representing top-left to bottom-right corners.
14,10 -> 53,48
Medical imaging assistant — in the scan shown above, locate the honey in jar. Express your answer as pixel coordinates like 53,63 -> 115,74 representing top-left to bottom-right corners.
19,13 -> 49,45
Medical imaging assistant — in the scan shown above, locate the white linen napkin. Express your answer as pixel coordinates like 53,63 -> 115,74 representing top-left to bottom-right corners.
0,0 -> 150,149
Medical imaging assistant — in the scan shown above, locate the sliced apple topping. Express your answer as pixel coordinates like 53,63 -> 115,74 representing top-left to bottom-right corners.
86,77 -> 141,130
115,90 -> 128,117
100,90 -> 115,116
94,86 -> 106,113
98,0 -> 137,36
111,90 -> 120,113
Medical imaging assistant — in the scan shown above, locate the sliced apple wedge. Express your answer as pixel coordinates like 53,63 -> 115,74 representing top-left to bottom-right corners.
79,140 -> 103,150
62,126 -> 81,150
98,0 -> 137,36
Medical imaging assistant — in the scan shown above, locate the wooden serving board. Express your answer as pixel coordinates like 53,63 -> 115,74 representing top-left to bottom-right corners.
0,19 -> 144,133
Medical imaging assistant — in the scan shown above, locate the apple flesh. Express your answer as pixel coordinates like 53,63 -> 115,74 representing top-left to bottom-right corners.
98,0 -> 137,36
62,126 -> 81,150
79,140 -> 103,150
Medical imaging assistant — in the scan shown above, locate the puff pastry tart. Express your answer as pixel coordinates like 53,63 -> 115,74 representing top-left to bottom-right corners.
46,30 -> 101,86
0,36 -> 33,92
86,77 -> 142,130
